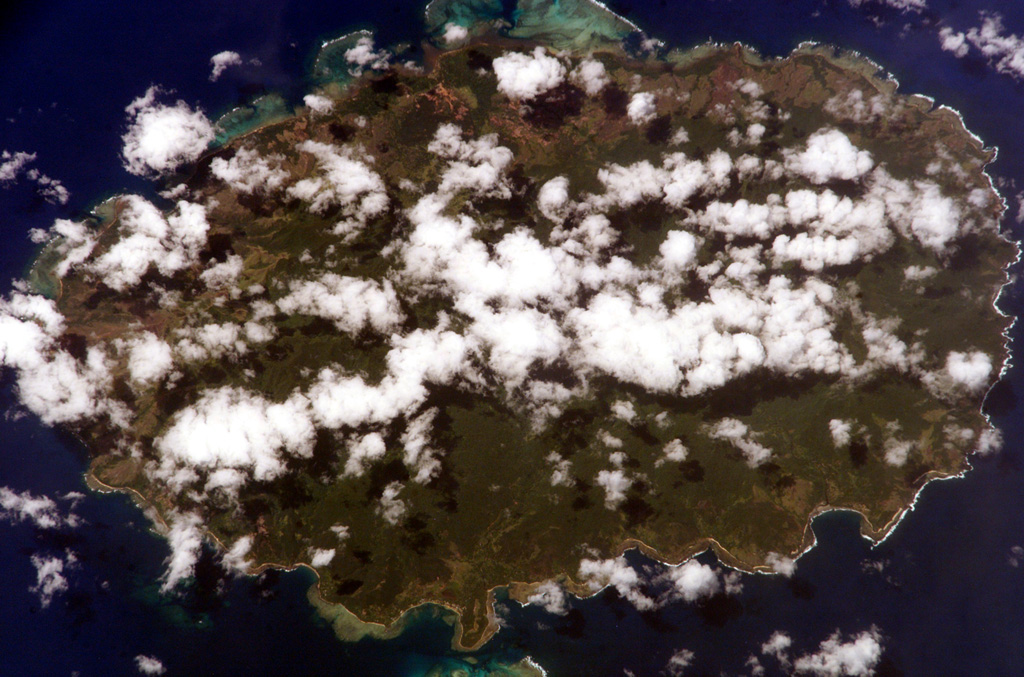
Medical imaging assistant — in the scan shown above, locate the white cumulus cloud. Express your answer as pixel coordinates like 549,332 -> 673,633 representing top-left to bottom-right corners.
946,351 -> 993,391
627,92 -> 657,125
209,50 -> 243,81
570,58 -> 609,95
708,418 -> 773,467
0,150 -> 69,204
135,655 -> 167,675
578,556 -> 656,610
793,627 -> 883,676
127,332 -> 174,385
667,560 -> 721,602
527,580 -> 569,615
161,512 -> 204,593
277,274 -> 403,335
288,140 -> 388,228
89,196 -> 210,291
155,388 -> 316,494
0,487 -> 82,529
303,94 -> 335,115
309,547 -> 336,567
492,47 -> 566,100
29,552 -> 71,608
442,23 -> 469,46
785,129 -> 874,185
122,86 -> 215,177
666,649 -> 695,676
596,468 -> 632,508
210,146 -> 289,194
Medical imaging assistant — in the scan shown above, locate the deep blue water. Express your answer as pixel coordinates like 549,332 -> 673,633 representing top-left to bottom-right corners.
3,0 -> 1024,674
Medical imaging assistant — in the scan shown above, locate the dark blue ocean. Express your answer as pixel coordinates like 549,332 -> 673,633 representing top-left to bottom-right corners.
3,0 -> 1024,674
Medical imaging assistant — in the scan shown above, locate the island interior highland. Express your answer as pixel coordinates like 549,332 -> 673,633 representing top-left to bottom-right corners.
3,0 -> 1013,650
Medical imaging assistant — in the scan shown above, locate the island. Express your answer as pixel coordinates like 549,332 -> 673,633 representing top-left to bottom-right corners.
2,1 -> 1014,651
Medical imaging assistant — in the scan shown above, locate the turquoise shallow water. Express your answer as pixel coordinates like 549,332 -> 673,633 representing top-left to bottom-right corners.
3,0 -> 1024,674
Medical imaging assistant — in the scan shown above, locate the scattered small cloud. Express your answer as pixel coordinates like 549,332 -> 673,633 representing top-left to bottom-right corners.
570,58 -> 608,95
975,427 -> 1003,456
765,552 -> 797,577
0,487 -> 82,529
708,418 -> 773,467
221,535 -> 253,573
303,94 -> 335,115
287,140 -> 388,229
210,146 -> 289,194
578,555 -> 656,611
277,274 -> 403,335
0,150 -> 69,204
963,13 -> 1024,80
793,627 -> 884,676
660,439 -> 688,464
0,150 -> 35,182
309,547 -> 336,567
883,437 -> 913,467
762,630 -> 793,670
829,419 -> 853,448
154,387 -> 316,495
492,47 -> 566,100
29,551 -> 73,608
938,27 -> 970,59
595,468 -> 632,508
527,580 -> 569,615
89,196 -> 210,291
579,554 -> 744,612
126,332 -> 174,386
937,12 -> 1024,81
377,482 -> 407,525
847,0 -> 926,13
135,655 -> 167,675
442,23 -> 469,46
627,92 -> 657,125
665,648 -> 695,676
666,559 -> 721,602
946,350 -> 993,391
784,129 -> 874,185
344,34 -> 391,74
161,512 -> 204,593
209,50 -> 243,81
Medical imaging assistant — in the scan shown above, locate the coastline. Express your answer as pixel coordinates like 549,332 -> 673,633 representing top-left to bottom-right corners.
37,0 -> 1020,658
80,454 -> 982,653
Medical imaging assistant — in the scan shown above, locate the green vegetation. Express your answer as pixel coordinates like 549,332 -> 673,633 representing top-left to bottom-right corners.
50,41 -> 1012,649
